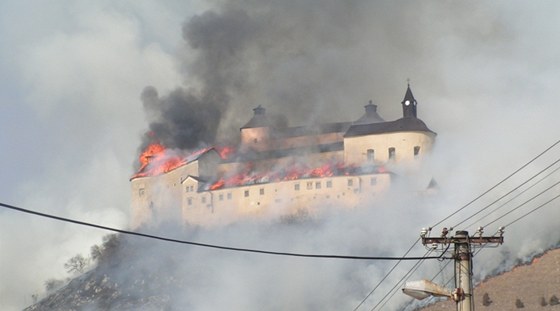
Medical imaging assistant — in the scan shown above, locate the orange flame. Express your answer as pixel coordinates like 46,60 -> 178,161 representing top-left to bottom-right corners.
216,146 -> 235,160
208,161 -> 372,190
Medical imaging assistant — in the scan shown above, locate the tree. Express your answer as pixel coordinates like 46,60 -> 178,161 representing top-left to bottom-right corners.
515,298 -> 525,308
550,295 -> 559,305
64,254 -> 88,274
482,292 -> 492,306
90,244 -> 103,262
540,296 -> 548,306
44,278 -> 65,293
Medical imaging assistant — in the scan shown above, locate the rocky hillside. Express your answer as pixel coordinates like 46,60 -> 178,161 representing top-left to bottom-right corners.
25,232 -> 560,311
420,248 -> 560,310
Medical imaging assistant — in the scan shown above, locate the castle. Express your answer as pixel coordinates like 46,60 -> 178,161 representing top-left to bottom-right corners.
130,84 -> 436,228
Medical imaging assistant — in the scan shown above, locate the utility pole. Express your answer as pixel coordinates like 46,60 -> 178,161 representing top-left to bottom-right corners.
421,228 -> 504,311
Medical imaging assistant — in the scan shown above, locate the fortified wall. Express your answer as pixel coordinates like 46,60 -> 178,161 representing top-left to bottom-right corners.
130,85 -> 436,228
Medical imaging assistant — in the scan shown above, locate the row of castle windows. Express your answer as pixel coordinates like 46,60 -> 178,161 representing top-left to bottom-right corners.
366,146 -> 421,161
185,176 -> 378,206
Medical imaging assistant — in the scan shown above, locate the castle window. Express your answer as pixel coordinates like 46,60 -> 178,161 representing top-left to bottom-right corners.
348,179 -> 354,187
244,190 -> 249,197
185,186 -> 189,193
294,183 -> 300,191
388,147 -> 396,160
260,188 -> 265,195
326,180 -> 332,188
306,182 -> 313,190
414,146 -> 421,158
315,182 -> 321,189
219,194 -> 224,201
367,149 -> 375,162
370,177 -> 377,186
187,198 -> 192,206
139,188 -> 145,197
227,192 -> 232,200
190,186 -> 194,192
201,196 -> 206,204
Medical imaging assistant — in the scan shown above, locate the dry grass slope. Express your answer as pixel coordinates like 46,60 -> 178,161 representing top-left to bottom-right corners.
420,248 -> 560,310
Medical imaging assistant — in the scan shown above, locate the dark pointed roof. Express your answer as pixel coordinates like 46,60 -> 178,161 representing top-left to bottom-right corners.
354,100 -> 385,124
427,178 -> 439,190
402,84 -> 417,104
241,105 -> 269,129
344,117 -> 436,137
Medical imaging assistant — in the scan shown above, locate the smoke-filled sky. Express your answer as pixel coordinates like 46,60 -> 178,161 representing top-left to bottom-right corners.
1,1 -> 560,310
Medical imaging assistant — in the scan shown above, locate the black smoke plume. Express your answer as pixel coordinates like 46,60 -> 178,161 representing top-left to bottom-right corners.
138,1 -> 507,154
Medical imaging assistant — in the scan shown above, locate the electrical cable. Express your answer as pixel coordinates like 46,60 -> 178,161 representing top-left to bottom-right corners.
493,192 -> 560,229
430,139 -> 560,229
0,201 -> 445,261
453,157 -> 560,230
349,141 -> 560,310
461,165 -> 560,231
355,141 -> 560,309
352,238 -> 421,311
482,181 -> 560,229
373,248 -> 439,311
452,159 -> 560,228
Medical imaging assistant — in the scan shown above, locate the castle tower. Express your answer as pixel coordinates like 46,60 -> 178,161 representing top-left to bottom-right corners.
354,100 -> 385,124
240,105 -> 270,151
401,83 -> 418,118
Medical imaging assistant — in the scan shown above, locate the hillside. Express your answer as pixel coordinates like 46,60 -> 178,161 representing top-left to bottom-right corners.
25,232 -> 560,311
419,248 -> 560,310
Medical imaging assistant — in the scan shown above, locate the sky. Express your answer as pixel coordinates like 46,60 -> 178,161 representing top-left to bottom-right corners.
1,1 -> 560,310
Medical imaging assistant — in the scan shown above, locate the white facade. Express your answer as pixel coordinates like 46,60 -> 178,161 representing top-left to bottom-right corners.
130,85 -> 436,228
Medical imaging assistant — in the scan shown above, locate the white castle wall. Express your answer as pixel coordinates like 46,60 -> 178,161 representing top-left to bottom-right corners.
181,173 -> 391,226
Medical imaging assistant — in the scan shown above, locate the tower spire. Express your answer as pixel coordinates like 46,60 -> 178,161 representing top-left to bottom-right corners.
401,82 -> 417,118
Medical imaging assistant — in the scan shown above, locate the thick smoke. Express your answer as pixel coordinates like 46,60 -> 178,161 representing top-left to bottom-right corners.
124,1 -> 560,310
139,7 -> 262,150
138,1 -> 500,152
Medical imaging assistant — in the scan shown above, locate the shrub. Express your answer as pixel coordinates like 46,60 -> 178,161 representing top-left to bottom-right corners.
482,292 -> 492,306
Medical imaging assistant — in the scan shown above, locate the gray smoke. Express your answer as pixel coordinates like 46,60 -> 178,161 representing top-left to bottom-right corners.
139,1 -> 506,153
139,7 -> 261,151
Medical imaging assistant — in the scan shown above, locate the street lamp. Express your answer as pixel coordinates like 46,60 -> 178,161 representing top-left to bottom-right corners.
402,279 -> 452,300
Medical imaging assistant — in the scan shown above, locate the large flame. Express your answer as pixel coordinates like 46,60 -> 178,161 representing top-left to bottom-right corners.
131,143 -> 185,179
208,161 -> 378,190
216,146 -> 235,160
131,143 -> 232,180
132,142 -> 383,187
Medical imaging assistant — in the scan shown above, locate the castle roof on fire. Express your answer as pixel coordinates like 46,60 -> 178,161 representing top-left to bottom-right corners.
130,84 -> 437,228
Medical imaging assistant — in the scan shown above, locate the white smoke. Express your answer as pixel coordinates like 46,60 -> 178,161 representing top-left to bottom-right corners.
1,1 -> 560,310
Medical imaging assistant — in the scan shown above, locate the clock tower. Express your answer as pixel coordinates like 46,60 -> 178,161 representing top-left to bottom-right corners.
401,83 -> 417,118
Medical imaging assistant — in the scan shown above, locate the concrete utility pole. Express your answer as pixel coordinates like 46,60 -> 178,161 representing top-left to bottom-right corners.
421,228 -> 504,311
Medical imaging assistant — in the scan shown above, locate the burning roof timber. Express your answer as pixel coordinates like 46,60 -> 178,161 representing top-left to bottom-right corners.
131,84 -> 435,185
130,84 -> 437,228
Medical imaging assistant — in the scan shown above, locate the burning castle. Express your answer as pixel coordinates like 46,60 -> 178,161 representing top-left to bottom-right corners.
130,85 -> 436,228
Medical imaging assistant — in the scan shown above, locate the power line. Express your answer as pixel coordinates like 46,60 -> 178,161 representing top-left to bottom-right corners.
373,249 -> 438,311
487,191 -> 560,229
352,238 -> 421,311
0,201 -> 444,261
454,157 -> 560,230
430,139 -> 560,229
462,165 -> 560,231
352,139 -> 560,310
